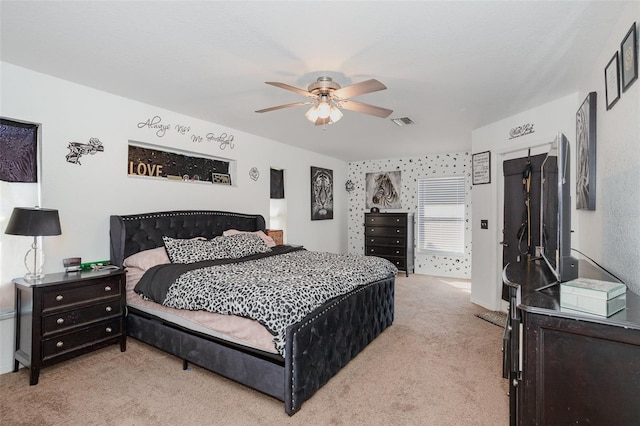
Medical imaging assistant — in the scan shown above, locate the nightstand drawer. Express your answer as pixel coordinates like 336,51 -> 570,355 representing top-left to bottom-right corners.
42,278 -> 121,310
42,318 -> 122,360
42,299 -> 122,334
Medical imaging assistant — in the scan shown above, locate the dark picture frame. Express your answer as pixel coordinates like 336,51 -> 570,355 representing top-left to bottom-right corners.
365,171 -> 402,209
605,52 -> 620,110
0,118 -> 38,182
310,166 -> 333,220
576,92 -> 597,211
621,22 -> 638,92
472,151 -> 491,185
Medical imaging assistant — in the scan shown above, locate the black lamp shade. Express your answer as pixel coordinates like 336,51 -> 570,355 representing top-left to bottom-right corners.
5,207 -> 61,236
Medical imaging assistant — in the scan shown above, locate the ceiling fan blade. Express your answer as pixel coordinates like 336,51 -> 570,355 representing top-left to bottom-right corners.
338,100 -> 393,118
255,101 -> 312,113
265,82 -> 316,98
332,79 -> 387,99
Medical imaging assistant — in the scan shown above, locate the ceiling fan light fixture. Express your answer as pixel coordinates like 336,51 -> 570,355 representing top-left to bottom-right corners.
316,100 -> 331,119
329,106 -> 343,123
305,105 -> 320,122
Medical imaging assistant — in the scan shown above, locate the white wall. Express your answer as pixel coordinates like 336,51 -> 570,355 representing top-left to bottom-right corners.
347,153 -> 472,279
471,3 -> 640,310
575,2 -> 640,291
0,62 -> 348,374
470,94 -> 578,310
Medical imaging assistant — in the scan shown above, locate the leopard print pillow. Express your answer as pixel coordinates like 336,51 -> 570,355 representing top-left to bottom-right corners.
219,233 -> 271,258
162,236 -> 228,264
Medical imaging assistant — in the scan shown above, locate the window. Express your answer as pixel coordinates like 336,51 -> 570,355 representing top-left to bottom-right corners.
417,176 -> 465,255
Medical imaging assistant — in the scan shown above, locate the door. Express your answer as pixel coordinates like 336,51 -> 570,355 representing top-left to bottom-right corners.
501,153 -> 546,300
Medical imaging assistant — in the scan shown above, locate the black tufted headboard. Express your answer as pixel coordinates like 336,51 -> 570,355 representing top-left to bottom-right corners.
109,210 -> 266,267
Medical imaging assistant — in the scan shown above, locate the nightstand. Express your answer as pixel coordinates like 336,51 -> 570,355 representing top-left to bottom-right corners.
266,229 -> 284,245
13,269 -> 126,385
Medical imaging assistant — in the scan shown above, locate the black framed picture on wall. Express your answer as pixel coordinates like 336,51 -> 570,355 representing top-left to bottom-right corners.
310,166 -> 333,220
576,92 -> 597,211
604,52 -> 620,110
472,151 -> 491,185
621,22 -> 638,92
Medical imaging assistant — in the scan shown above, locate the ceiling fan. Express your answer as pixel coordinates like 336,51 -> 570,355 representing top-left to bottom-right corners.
255,76 -> 393,125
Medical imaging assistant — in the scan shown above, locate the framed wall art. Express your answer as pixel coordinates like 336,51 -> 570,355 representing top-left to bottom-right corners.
621,22 -> 638,92
576,92 -> 597,210
605,52 -> 620,110
311,166 -> 333,220
0,118 -> 38,182
365,171 -> 401,209
472,151 -> 491,185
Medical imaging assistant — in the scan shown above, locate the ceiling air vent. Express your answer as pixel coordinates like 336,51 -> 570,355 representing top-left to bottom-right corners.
391,117 -> 414,126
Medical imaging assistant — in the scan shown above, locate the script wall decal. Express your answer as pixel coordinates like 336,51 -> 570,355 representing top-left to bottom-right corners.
136,115 -> 235,150
509,123 -> 535,139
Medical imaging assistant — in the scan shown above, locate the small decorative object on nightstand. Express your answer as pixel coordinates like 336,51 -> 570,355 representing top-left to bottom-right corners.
266,229 -> 284,246
13,269 -> 126,385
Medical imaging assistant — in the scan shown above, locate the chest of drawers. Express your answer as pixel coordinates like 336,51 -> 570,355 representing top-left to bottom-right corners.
364,212 -> 414,276
13,269 -> 126,385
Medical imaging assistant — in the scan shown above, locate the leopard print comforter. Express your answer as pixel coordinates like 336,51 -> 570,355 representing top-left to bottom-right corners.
162,250 -> 398,355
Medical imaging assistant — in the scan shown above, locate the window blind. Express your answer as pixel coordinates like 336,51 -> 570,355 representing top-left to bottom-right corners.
417,176 -> 465,255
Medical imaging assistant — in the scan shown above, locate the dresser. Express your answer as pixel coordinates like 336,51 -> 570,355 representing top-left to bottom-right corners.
503,259 -> 640,425
13,269 -> 126,385
364,212 -> 414,276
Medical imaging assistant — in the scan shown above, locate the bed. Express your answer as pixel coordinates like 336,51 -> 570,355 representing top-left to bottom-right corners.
109,210 -> 395,415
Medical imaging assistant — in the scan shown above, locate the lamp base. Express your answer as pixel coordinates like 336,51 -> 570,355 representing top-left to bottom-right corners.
24,272 -> 45,281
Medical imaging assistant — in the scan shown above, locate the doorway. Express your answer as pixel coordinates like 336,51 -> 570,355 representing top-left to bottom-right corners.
501,153 -> 546,300
496,143 -> 551,306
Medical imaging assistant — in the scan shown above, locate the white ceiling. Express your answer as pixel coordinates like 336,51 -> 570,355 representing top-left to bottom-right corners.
0,1 -> 630,161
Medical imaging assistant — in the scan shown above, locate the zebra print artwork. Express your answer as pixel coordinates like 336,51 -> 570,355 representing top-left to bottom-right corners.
365,171 -> 401,209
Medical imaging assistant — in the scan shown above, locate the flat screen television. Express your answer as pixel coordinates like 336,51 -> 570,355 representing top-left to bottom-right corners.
539,132 -> 579,284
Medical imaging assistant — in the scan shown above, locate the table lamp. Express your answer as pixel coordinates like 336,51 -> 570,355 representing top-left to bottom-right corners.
5,207 -> 62,280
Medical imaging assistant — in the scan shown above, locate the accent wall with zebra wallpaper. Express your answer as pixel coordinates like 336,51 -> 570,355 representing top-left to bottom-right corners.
347,152 -> 472,279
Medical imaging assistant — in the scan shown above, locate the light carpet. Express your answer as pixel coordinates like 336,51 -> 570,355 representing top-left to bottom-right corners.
0,274 -> 508,425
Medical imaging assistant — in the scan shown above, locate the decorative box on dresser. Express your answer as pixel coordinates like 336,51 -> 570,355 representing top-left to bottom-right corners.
364,212 -> 414,276
13,269 -> 126,385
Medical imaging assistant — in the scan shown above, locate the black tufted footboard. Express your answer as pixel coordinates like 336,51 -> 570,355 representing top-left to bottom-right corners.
285,275 -> 395,414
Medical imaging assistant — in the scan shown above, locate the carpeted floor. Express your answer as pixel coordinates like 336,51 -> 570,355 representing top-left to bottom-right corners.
0,274 -> 508,425
475,310 -> 508,327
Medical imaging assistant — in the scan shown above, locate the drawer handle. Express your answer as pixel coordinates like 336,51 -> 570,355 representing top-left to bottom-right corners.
396,229 -> 400,233
55,295 -> 63,302
56,318 -> 64,325
56,341 -> 64,348
105,306 -> 112,312
104,286 -> 112,292
106,327 -> 113,333
396,240 -> 400,243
